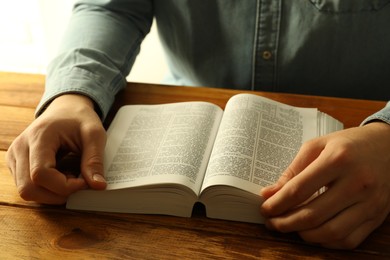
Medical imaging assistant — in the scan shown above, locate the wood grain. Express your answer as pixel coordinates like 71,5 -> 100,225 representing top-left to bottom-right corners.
1,204 -> 389,259
0,72 -> 44,107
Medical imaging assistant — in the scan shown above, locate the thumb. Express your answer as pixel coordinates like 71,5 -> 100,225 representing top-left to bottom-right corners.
80,127 -> 107,190
261,138 -> 326,199
260,170 -> 292,199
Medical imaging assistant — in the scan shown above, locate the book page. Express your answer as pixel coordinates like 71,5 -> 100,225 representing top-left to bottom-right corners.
104,102 -> 223,194
201,94 -> 318,195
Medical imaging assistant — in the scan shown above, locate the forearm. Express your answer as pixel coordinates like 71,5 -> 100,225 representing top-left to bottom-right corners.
37,0 -> 153,120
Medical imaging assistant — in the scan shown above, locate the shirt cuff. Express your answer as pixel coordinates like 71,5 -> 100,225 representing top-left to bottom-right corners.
361,101 -> 390,126
36,66 -> 126,121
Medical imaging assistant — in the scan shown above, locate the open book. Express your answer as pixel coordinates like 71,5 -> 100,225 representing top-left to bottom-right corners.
67,93 -> 343,223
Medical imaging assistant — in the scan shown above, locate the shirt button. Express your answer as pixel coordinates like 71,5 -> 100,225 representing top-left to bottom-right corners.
262,51 -> 272,60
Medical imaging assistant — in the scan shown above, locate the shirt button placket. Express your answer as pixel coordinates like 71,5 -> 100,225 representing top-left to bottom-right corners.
253,0 -> 281,91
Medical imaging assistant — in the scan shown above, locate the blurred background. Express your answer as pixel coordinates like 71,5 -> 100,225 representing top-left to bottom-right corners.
0,0 -> 168,84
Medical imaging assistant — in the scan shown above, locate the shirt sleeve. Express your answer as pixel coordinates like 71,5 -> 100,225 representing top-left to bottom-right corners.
361,101 -> 390,126
36,0 -> 153,120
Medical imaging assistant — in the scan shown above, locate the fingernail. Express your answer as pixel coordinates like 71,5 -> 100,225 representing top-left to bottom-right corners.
93,174 -> 106,183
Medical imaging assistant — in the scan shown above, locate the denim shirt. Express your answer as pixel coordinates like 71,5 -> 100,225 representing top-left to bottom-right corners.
38,0 -> 390,124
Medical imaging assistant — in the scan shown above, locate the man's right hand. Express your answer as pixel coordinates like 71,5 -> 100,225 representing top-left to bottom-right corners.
6,94 -> 107,204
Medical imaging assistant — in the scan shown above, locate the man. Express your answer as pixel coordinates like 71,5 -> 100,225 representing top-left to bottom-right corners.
6,0 -> 390,249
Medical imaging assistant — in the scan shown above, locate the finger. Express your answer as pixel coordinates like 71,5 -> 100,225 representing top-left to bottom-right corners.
12,147 -> 70,204
5,147 -> 17,178
16,173 -> 69,204
80,125 -> 107,189
321,219 -> 383,249
261,138 -> 326,199
261,143 -> 338,217
6,139 -> 29,187
299,201 -> 385,249
264,175 -> 364,232
30,166 -> 87,196
29,140 -> 87,196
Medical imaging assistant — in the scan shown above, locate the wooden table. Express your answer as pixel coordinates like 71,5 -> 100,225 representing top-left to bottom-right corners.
1,72 -> 389,259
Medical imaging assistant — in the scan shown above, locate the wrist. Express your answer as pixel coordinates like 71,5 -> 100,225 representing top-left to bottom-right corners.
45,94 -> 97,116
363,121 -> 390,132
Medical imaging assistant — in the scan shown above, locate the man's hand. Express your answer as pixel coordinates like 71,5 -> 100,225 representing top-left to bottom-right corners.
261,122 -> 390,249
6,94 -> 107,204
